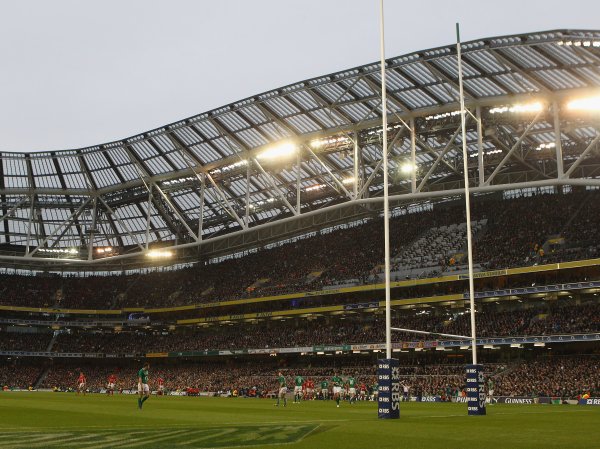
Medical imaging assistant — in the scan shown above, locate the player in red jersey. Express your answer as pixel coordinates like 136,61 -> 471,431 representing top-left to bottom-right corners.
77,371 -> 86,396
359,382 -> 367,401
107,374 -> 117,395
157,377 -> 165,396
305,378 -> 315,400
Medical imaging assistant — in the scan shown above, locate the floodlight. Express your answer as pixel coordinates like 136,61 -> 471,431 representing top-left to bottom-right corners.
342,177 -> 355,185
566,95 -> 600,112
305,184 -> 325,192
147,249 -> 173,258
310,136 -> 351,148
489,102 -> 543,114
400,163 -> 416,174
256,142 -> 296,161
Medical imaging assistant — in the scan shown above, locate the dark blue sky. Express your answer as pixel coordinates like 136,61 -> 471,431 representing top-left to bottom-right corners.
1,0 -> 598,152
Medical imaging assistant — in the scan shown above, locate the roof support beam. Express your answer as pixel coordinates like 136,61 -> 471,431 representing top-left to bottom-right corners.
417,124 -> 463,192
97,196 -> 146,252
26,197 -> 92,257
484,108 -> 545,185
563,131 -> 600,179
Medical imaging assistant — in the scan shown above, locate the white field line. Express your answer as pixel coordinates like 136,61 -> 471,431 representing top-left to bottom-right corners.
0,419 -> 348,432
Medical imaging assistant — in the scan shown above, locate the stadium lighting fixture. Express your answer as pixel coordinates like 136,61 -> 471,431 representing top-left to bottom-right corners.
210,159 -> 248,175
146,249 -> 173,258
400,163 -> 416,174
566,95 -> 600,112
558,40 -> 600,47
256,142 -> 296,161
489,102 -> 544,114
534,342 -> 546,347
425,110 -> 461,121
305,184 -> 325,192
469,148 -> 502,158
342,177 -> 355,185
38,247 -> 78,255
310,136 -> 351,149
535,142 -> 556,151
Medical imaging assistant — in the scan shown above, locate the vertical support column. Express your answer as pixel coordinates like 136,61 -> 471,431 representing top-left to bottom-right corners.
466,364 -> 486,415
410,118 -> 417,193
296,151 -> 301,213
199,175 -> 205,241
353,131 -> 359,199
553,101 -> 564,178
377,358 -> 400,419
87,197 -> 98,261
25,195 -> 35,255
476,106 -> 484,187
145,187 -> 152,250
245,162 -> 251,227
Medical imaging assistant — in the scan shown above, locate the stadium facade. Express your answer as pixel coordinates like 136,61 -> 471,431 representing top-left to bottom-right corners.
0,29 -> 599,272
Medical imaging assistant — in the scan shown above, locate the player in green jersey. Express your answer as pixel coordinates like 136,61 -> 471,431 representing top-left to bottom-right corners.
293,374 -> 303,404
347,375 -> 357,404
331,372 -> 343,407
137,363 -> 150,409
487,377 -> 495,403
275,371 -> 287,407
320,379 -> 329,400
371,382 -> 379,401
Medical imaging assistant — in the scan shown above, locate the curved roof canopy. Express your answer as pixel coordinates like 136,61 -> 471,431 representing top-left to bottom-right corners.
1,29 -> 600,271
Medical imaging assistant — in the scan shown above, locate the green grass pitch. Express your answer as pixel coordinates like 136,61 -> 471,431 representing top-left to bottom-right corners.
1,393 -> 599,449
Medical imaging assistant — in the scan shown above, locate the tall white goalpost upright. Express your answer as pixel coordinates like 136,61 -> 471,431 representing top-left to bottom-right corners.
456,23 -> 486,416
377,0 -> 401,420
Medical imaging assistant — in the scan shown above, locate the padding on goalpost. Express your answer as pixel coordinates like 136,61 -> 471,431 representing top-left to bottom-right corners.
466,364 -> 486,415
377,358 -> 400,419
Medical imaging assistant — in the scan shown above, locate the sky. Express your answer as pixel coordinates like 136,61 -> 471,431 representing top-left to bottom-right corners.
1,0 -> 598,153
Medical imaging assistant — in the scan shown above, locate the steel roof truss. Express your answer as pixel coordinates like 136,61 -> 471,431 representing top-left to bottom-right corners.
25,196 -> 91,257
485,109 -> 546,185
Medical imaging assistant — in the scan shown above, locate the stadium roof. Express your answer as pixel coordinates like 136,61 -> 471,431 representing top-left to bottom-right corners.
1,29 -> 600,271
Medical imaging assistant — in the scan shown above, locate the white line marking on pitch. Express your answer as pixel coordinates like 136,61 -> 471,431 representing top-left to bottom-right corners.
0,419 -> 348,432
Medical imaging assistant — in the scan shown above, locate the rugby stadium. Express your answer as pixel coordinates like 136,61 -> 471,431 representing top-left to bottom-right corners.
1,29 -> 600,449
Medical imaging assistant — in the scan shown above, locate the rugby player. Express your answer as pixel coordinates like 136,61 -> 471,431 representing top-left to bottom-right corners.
137,363 -> 150,409
275,371 -> 287,407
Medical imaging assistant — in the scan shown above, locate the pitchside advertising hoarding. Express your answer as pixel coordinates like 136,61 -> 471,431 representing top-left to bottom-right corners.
377,358 -> 400,419
579,398 -> 600,406
466,364 -> 486,415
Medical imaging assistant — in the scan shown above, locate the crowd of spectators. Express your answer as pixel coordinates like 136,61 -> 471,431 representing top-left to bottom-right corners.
4,355 -> 596,400
23,299 -> 595,355
0,332 -> 52,352
0,191 -> 598,310
0,363 -> 41,390
494,357 -> 600,398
